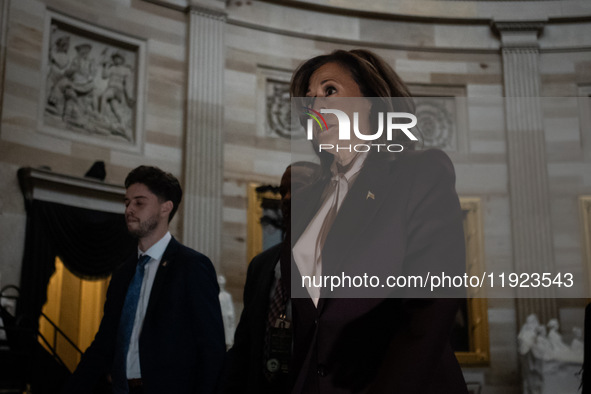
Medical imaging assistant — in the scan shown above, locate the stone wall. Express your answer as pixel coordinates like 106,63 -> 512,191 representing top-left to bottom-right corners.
0,0 -> 188,288
1,1 -> 591,392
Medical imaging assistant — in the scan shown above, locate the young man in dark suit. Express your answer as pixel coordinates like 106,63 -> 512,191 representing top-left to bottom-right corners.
62,165 -> 225,394
222,163 -> 318,394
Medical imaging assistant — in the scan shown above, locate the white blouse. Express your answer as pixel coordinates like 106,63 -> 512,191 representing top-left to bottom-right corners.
292,153 -> 367,306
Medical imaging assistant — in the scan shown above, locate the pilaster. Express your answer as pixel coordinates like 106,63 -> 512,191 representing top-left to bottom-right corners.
183,0 -> 226,267
493,20 -> 558,326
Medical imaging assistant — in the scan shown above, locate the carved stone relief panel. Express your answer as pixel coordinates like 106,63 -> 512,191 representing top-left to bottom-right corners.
409,84 -> 468,152
39,11 -> 146,152
257,66 -> 303,140
414,97 -> 456,150
266,79 -> 292,139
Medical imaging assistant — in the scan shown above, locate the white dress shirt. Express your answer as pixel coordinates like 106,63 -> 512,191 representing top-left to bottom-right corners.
126,231 -> 172,378
293,153 -> 367,306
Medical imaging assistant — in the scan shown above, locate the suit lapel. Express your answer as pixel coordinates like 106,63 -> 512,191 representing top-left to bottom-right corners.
144,237 -> 179,321
323,159 -> 393,261
121,254 -> 139,284
256,244 -> 282,329
290,159 -> 400,312
262,244 -> 281,297
116,254 -> 141,312
317,159 -> 398,312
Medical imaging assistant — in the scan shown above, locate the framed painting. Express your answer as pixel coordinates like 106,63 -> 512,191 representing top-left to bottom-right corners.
455,198 -> 490,365
247,183 -> 283,263
39,10 -> 146,152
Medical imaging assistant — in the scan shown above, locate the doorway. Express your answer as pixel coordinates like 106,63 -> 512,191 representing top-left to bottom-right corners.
39,257 -> 110,372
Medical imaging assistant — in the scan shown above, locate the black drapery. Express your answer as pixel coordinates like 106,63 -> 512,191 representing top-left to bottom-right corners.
256,184 -> 283,231
18,199 -> 135,329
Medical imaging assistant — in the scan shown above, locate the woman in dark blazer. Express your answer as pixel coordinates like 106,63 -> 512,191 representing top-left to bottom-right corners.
285,49 -> 468,393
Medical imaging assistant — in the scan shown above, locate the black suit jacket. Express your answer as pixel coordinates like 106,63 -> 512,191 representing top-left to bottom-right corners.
62,237 -> 226,394
287,149 -> 468,394
221,243 -> 284,394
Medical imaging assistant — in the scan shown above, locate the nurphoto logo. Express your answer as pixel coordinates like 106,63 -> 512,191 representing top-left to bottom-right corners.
302,106 -> 418,153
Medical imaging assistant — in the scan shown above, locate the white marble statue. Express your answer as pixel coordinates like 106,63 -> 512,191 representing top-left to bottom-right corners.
218,275 -> 236,347
547,318 -> 577,363
570,327 -> 584,360
518,314 -> 584,394
518,314 -> 541,355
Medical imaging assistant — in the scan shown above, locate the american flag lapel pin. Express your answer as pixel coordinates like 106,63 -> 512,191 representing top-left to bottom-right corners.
366,191 -> 375,200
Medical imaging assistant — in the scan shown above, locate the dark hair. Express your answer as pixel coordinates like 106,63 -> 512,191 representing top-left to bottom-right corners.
282,161 -> 321,197
290,49 -> 417,169
125,166 -> 182,222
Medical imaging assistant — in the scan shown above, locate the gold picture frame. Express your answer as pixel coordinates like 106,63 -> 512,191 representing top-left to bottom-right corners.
247,187 -> 489,365
247,183 -> 282,263
456,198 -> 490,365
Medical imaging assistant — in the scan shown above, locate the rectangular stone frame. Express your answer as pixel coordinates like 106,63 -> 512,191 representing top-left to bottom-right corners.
407,84 -> 469,153
38,10 -> 146,153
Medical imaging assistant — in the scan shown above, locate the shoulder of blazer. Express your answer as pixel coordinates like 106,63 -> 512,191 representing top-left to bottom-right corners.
365,149 -> 455,193
389,148 -> 454,176
162,236 -> 207,262
161,236 -> 217,278
248,243 -> 282,276
108,250 -> 138,286
250,242 -> 282,264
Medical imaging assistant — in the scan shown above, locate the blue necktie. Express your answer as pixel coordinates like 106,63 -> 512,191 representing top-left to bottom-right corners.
112,254 -> 151,391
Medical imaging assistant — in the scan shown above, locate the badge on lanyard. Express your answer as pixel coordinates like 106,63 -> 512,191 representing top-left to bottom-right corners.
266,314 -> 291,374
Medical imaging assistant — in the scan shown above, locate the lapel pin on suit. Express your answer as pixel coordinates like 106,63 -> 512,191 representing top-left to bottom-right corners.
366,191 -> 375,200
161,260 -> 168,267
